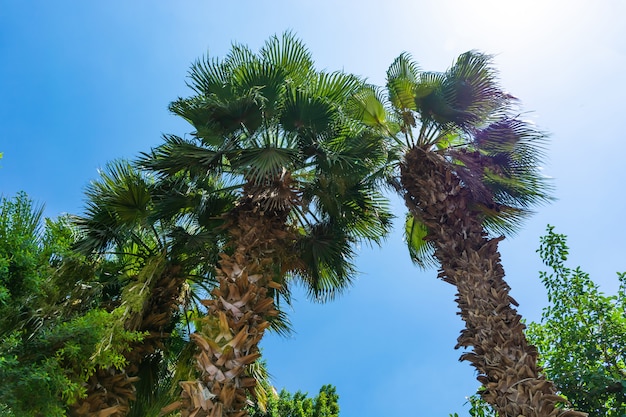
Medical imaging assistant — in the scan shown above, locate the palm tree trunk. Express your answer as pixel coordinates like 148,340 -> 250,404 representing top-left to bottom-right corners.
69,368 -> 138,417
176,205 -> 293,417
125,264 -> 186,375
70,265 -> 187,417
401,146 -> 586,417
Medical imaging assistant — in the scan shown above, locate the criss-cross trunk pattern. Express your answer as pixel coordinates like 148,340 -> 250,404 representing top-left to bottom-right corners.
70,265 -> 187,417
401,147 -> 586,417
70,368 -> 137,417
175,203 -> 294,417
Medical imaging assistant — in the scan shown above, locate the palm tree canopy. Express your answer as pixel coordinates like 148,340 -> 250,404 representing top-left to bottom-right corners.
351,51 -> 552,267
140,32 -> 393,301
72,159 -> 237,330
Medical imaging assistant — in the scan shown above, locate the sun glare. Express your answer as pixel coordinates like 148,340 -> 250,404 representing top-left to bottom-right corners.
443,0 -> 590,55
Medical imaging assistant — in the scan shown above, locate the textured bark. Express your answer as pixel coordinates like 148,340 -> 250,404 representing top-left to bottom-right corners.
70,265 -> 187,417
401,146 -> 586,417
175,204 -> 294,417
125,264 -> 186,374
69,368 -> 137,417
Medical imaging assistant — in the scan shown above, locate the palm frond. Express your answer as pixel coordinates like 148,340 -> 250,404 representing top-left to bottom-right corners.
480,204 -> 533,237
294,221 -> 356,302
439,51 -> 504,129
235,145 -> 300,183
348,85 -> 391,131
259,32 -> 315,84
139,135 -> 224,178
280,86 -> 334,134
386,52 -> 420,113
306,71 -> 363,105
186,55 -> 231,98
404,215 -> 437,269
232,60 -> 287,119
476,117 -> 553,209
74,160 -> 156,255
224,42 -> 256,74
267,308 -> 293,338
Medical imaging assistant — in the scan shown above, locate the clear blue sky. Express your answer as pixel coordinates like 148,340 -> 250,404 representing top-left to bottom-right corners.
1,1 -> 625,416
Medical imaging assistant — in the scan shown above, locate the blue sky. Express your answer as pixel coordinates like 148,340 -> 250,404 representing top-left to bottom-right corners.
1,1 -> 625,416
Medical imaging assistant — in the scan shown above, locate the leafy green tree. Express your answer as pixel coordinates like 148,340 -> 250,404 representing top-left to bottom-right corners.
0,193 -> 142,416
349,53 -> 584,416
526,226 -> 626,416
141,32 -> 391,417
249,385 -> 339,417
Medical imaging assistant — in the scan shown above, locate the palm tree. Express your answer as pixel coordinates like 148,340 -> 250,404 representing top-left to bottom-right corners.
140,33 -> 392,417
70,160 -> 230,416
350,53 -> 586,416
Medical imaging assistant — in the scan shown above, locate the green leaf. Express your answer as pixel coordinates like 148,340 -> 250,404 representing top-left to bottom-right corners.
350,86 -> 388,129
404,215 -> 436,269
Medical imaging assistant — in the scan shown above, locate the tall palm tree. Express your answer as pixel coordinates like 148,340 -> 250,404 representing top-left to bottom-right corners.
351,53 -> 586,416
70,160 -> 230,416
140,33 -> 392,417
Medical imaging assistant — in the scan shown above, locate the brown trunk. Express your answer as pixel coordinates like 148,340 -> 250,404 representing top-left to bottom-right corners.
401,147 -> 586,417
175,204 -> 294,417
70,265 -> 187,417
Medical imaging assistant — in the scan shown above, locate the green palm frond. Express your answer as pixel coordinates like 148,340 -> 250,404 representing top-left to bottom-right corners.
225,43 -> 257,74
306,71 -> 363,105
480,205 -> 532,237
267,308 -> 293,338
236,144 -> 301,183
74,160 -> 157,255
280,86 -> 334,134
187,55 -> 231,98
94,160 -> 152,224
387,52 -> 420,113
295,221 -> 356,302
348,85 -> 391,131
404,214 -> 436,269
232,61 -> 287,119
259,31 -> 315,85
171,90 -> 264,138
338,187 -> 393,244
139,135 -> 224,177
317,127 -> 387,173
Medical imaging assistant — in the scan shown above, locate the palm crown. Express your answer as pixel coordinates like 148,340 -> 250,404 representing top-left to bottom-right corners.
352,51 -> 551,265
140,32 -> 392,300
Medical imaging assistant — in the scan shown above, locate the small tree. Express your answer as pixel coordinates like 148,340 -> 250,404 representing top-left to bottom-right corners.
0,193 -> 141,416
249,384 -> 339,417
526,225 -> 626,416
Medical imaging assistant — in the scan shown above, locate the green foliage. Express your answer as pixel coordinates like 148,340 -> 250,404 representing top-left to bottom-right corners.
0,193 -> 144,416
1,310 -> 142,416
0,192 -> 45,319
250,384 -> 339,417
526,225 -> 626,416
448,393 -> 497,417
